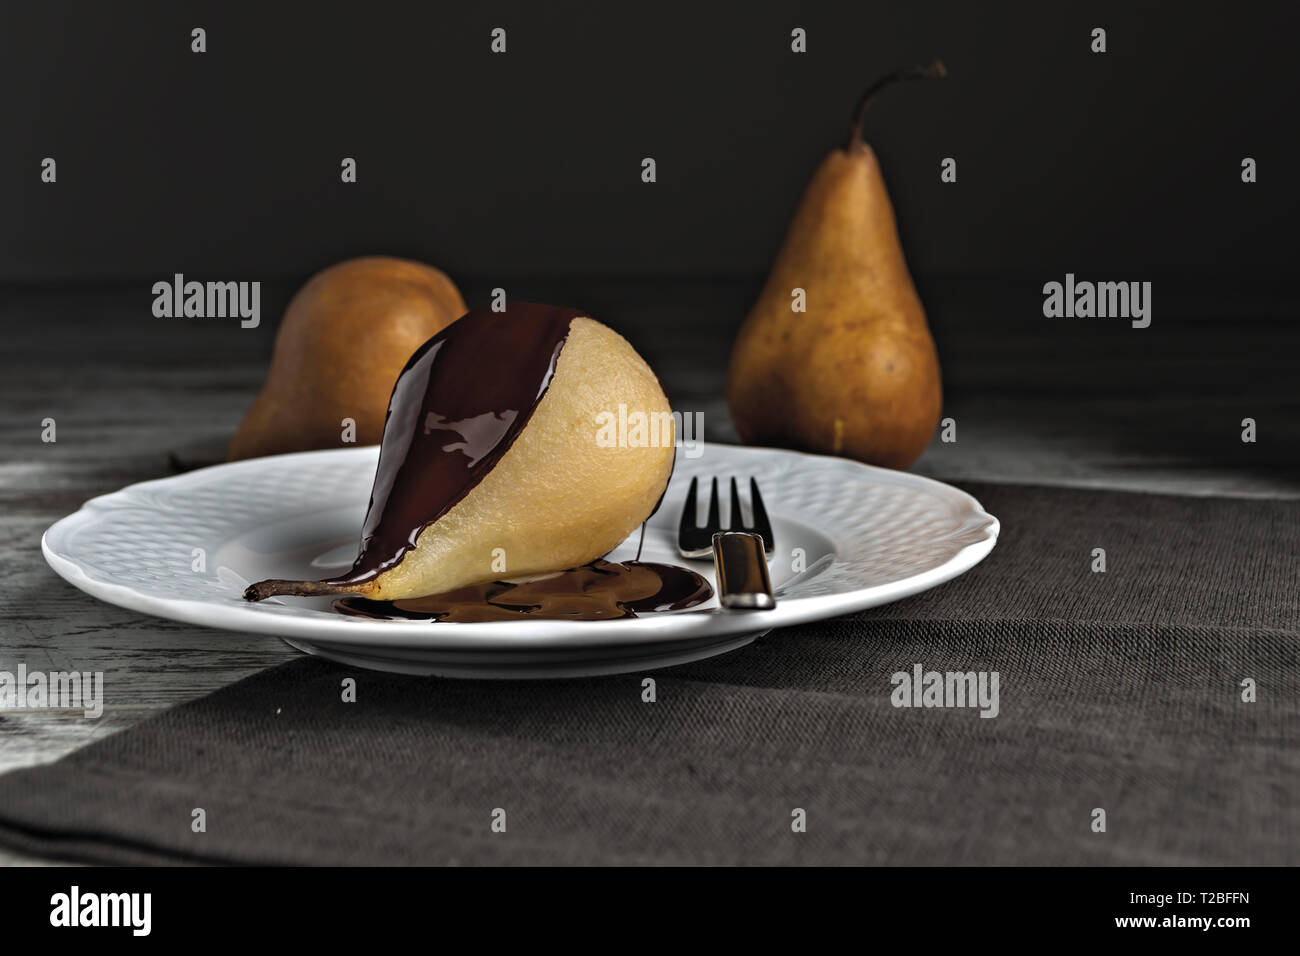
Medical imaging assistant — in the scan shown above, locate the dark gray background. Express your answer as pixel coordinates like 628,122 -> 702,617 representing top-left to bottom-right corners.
3,0 -> 1297,283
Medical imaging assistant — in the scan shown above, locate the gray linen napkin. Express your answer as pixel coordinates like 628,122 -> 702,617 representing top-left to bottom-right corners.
0,482 -> 1295,865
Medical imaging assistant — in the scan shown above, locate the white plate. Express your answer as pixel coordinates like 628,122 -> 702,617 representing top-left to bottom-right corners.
42,445 -> 998,678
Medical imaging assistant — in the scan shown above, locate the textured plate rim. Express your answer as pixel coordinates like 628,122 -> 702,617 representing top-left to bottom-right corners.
41,444 -> 999,650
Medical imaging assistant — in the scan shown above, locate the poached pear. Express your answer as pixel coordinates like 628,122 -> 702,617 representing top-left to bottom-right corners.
229,256 -> 466,460
244,303 -> 675,603
726,62 -> 946,470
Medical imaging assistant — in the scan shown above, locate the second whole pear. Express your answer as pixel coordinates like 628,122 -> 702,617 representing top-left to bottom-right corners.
229,256 -> 466,460
727,64 -> 945,470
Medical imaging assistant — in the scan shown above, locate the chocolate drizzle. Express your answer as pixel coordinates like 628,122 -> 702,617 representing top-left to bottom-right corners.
334,559 -> 712,622
330,302 -> 584,587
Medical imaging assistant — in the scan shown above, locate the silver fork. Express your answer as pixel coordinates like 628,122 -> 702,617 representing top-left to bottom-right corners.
676,476 -> 775,558
676,476 -> 776,611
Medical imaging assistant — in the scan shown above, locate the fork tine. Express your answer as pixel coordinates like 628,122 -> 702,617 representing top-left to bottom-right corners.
680,476 -> 700,530
749,477 -> 774,553
728,477 -> 741,530
705,477 -> 721,533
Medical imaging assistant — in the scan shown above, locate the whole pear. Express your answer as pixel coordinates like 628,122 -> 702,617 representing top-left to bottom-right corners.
229,256 -> 466,460
727,63 -> 945,470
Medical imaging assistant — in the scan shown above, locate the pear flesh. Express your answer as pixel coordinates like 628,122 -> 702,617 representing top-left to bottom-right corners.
245,309 -> 675,603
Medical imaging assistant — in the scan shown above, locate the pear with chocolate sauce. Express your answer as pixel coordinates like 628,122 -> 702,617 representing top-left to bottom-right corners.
244,303 -> 675,603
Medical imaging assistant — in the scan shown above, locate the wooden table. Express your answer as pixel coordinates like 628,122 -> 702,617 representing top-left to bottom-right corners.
2,277 -> 1296,864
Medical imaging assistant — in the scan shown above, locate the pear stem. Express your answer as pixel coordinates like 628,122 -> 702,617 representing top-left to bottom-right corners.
846,60 -> 947,150
244,578 -> 355,602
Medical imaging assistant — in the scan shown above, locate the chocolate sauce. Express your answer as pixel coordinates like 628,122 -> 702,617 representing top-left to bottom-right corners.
335,559 -> 712,622
328,303 -> 584,587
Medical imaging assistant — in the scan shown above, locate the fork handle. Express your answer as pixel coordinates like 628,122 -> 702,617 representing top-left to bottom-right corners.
712,532 -> 776,610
